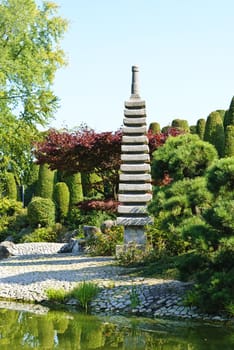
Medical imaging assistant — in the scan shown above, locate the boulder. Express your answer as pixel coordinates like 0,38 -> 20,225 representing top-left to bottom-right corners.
0,245 -> 11,259
83,225 -> 100,240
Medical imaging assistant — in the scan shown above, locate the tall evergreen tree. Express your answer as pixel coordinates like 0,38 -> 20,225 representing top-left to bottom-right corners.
196,119 -> 206,140
224,96 -> 234,129
65,173 -> 83,207
204,111 -> 225,157
224,125 -> 234,157
36,164 -> 55,199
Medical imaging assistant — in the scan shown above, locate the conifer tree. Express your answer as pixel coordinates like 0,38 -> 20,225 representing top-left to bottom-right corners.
54,182 -> 70,222
224,96 -> 234,129
5,172 -> 17,200
36,164 -> 55,199
65,173 -> 83,207
224,125 -> 234,157
148,122 -> 160,134
171,119 -> 189,132
196,119 -> 206,140
204,111 -> 225,157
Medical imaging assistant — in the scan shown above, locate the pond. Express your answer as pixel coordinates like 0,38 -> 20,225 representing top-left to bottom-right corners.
0,303 -> 233,350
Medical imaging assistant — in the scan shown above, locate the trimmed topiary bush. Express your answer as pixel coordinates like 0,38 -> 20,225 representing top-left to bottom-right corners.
196,118 -> 206,140
54,182 -> 70,222
5,172 -> 18,200
36,164 -> 55,199
224,125 -> 234,157
148,122 -> 161,134
64,172 -> 83,207
171,119 -> 189,132
27,197 -> 55,227
204,111 -> 225,157
24,163 -> 39,206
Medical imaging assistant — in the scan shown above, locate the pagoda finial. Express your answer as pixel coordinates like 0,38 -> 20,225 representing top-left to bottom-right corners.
131,65 -> 140,98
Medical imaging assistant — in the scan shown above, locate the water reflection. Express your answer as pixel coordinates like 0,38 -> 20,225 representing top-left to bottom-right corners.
0,304 -> 233,350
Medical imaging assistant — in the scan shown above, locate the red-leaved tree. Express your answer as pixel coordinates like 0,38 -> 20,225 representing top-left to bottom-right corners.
34,127 -> 181,199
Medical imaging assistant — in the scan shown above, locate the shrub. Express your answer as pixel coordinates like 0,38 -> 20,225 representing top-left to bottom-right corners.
196,119 -> 206,139
66,207 -> 115,230
46,288 -> 67,303
36,164 -> 55,199
5,172 -> 18,200
54,182 -> 70,222
27,197 -> 55,227
20,223 -> 65,242
204,111 -> 225,157
87,225 -> 123,256
64,172 -> 83,206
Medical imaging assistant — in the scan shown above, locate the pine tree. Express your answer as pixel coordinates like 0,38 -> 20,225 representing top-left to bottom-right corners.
204,111 -> 225,157
196,119 -> 206,140
224,125 -> 234,157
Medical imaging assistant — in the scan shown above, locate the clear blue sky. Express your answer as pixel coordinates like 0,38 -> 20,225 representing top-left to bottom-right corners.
50,0 -> 234,132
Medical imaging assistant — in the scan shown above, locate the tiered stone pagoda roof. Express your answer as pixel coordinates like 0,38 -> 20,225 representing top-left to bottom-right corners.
117,66 -> 152,228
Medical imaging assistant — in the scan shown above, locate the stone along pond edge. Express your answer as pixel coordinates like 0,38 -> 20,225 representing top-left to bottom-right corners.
0,242 -> 233,325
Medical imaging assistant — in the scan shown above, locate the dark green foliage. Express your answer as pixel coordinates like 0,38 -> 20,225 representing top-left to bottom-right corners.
171,119 -> 189,132
36,164 -> 55,199
65,172 -> 83,206
66,207 -> 114,230
216,109 -> 226,121
224,125 -> 234,157
27,197 -> 55,227
5,172 -> 17,200
0,198 -> 24,241
224,96 -> 234,129
54,182 -> 70,222
204,111 -> 225,157
205,157 -> 234,196
196,118 -> 206,140
81,172 -> 103,198
204,199 -> 234,235
24,163 -> 39,206
151,134 -> 218,182
20,223 -> 65,242
189,125 -> 196,134
148,122 -> 160,134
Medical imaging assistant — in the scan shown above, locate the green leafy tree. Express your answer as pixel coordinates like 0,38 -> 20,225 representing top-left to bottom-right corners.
204,111 -> 225,157
196,118 -> 206,140
224,125 -> 234,157
0,0 -> 68,125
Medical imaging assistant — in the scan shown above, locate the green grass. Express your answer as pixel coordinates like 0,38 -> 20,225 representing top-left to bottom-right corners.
46,281 -> 100,312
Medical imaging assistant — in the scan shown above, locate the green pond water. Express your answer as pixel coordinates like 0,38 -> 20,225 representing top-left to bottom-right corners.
0,304 -> 233,350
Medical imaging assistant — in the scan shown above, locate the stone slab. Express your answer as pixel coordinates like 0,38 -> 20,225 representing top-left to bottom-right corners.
122,135 -> 148,144
121,144 -> 149,153
125,100 -> 145,108
119,183 -> 152,192
123,117 -> 146,125
120,163 -> 151,172
119,173 -> 151,182
123,126 -> 147,134
124,108 -> 146,116
121,154 -> 150,162
118,193 -> 152,202
117,216 -> 153,226
118,205 -> 148,214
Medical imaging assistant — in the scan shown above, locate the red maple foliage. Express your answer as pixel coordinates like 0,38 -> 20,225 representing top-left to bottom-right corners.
34,127 -> 181,198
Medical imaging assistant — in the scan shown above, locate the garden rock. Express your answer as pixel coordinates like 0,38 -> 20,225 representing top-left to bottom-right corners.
100,220 -> 117,233
0,245 -> 11,259
83,225 -> 100,239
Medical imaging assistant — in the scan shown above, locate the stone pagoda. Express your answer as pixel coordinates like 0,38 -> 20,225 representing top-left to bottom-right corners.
117,65 -> 153,247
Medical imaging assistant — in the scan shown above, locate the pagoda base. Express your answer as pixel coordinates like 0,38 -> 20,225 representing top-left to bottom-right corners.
115,225 -> 147,258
